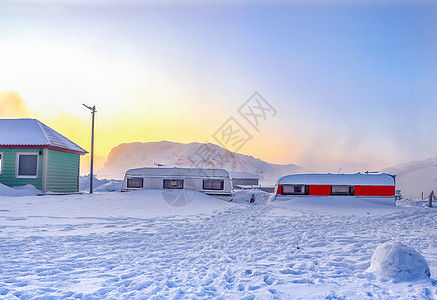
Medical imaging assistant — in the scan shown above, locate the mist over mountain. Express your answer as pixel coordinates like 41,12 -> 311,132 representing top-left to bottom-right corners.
382,157 -> 437,199
95,141 -> 437,199
97,141 -> 308,185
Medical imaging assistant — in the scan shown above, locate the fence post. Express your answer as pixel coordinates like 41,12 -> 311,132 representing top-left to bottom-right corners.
429,191 -> 434,208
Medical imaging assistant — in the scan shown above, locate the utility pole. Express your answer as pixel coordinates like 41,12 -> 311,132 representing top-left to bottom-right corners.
83,104 -> 96,194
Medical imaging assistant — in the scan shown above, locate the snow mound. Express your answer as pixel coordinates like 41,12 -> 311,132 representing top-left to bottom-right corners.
0,183 -> 41,196
270,196 -> 397,216
366,243 -> 431,282
108,189 -> 234,217
232,189 -> 272,205
79,175 -> 122,192
94,180 -> 122,192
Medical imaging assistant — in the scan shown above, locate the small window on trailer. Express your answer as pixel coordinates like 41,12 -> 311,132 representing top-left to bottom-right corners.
163,179 -> 184,189
16,152 -> 38,178
127,177 -> 143,188
0,153 -> 2,174
331,185 -> 353,195
281,185 -> 307,195
203,179 -> 224,190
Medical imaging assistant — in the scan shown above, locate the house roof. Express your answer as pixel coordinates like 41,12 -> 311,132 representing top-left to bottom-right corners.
0,119 -> 87,155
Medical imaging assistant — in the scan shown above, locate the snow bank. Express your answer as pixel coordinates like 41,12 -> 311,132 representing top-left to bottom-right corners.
80,175 -> 122,192
270,196 -> 398,216
366,243 -> 431,282
232,189 -> 272,205
0,189 -> 233,226
0,183 -> 41,196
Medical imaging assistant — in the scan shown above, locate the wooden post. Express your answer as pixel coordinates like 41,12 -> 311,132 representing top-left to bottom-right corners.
429,191 -> 434,208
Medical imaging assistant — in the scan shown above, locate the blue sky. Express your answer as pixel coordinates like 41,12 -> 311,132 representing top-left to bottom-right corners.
1,0 -> 436,172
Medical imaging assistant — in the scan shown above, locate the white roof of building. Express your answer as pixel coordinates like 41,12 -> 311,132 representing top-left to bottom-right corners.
278,173 -> 395,186
125,167 -> 230,178
229,172 -> 259,180
0,119 -> 87,154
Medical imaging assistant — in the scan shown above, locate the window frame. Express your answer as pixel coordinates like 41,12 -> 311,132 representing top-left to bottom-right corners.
126,177 -> 144,189
16,152 -> 39,179
203,179 -> 224,190
0,152 -> 3,175
163,179 -> 184,189
281,184 -> 307,195
331,185 -> 353,196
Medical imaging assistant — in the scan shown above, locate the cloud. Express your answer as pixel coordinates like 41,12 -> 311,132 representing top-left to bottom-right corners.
0,90 -> 32,118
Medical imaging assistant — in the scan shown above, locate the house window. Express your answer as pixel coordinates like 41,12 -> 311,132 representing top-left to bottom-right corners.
127,177 -> 143,188
282,185 -> 307,195
0,153 -> 2,175
16,152 -> 38,178
163,179 -> 184,189
203,179 -> 224,190
331,185 -> 352,195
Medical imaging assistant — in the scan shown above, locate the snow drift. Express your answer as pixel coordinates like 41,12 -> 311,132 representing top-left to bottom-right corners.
0,183 -> 40,196
79,175 -> 122,192
366,243 -> 431,282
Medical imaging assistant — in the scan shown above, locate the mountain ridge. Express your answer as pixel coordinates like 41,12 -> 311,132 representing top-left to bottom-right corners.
97,141 -> 308,184
381,156 -> 437,199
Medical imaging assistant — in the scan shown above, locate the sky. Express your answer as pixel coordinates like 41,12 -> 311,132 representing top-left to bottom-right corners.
1,0 -> 437,174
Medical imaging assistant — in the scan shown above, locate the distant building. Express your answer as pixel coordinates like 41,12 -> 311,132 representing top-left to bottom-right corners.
230,172 -> 259,188
0,119 -> 87,193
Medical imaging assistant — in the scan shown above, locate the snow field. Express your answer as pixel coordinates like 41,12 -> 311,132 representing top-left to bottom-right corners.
0,189 -> 436,299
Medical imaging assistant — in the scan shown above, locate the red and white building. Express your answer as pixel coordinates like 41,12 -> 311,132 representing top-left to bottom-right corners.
274,173 -> 396,205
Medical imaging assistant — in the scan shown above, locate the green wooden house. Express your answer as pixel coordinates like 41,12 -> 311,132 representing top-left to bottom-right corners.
0,119 -> 87,193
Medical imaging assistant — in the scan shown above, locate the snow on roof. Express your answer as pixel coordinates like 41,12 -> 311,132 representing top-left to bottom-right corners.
278,173 -> 395,186
229,172 -> 259,180
125,167 -> 230,178
0,119 -> 87,155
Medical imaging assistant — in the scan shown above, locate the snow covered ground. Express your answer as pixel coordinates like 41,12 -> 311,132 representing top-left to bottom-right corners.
79,175 -> 122,193
0,187 -> 437,299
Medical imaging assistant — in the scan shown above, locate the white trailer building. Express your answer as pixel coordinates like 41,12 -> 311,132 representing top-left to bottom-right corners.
121,167 -> 233,201
229,172 -> 259,188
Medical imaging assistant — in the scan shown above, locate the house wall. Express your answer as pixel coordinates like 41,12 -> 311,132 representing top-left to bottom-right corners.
0,148 -> 43,190
46,150 -> 80,193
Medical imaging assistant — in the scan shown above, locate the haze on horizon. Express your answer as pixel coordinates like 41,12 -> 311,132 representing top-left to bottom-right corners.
1,0 -> 436,175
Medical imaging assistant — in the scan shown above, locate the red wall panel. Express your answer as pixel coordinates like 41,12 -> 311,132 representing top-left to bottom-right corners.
354,185 -> 395,196
309,185 -> 331,195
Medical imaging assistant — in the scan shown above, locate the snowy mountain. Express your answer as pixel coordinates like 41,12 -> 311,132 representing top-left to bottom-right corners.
382,156 -> 437,199
96,141 -> 308,184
